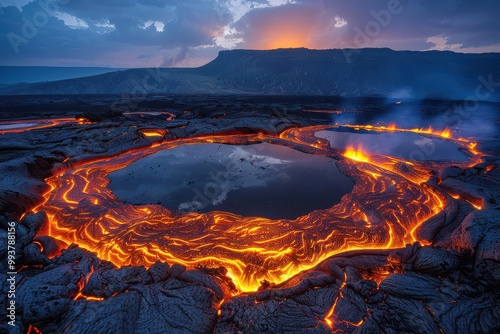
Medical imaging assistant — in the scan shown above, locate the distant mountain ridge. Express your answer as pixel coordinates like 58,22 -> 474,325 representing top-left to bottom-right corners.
1,48 -> 500,100
0,66 -> 127,84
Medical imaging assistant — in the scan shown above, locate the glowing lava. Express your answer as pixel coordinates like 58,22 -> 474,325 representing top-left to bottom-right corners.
440,128 -> 452,138
138,129 -> 167,137
345,124 -> 459,141
0,118 -> 77,134
344,146 -> 370,162
31,124 -> 479,292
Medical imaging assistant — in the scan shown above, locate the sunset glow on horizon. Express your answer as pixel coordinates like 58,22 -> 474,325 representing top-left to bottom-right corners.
259,32 -> 311,50
1,0 -> 500,67
263,37 -> 308,50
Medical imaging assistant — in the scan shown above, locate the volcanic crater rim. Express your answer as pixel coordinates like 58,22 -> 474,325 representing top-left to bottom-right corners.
34,125 -> 465,291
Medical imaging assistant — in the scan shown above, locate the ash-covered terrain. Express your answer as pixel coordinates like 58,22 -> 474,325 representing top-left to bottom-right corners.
0,95 -> 499,334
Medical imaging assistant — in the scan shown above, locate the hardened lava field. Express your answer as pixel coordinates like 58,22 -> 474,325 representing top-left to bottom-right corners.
33,124 -> 479,291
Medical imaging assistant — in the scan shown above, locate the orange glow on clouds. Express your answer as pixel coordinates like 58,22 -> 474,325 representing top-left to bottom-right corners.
243,5 -> 316,50
256,24 -> 311,49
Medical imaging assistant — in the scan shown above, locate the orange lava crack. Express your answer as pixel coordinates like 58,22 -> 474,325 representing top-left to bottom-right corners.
31,124 -> 478,292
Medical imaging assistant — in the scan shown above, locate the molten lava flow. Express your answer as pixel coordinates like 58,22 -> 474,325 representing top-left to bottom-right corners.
343,124 -> 483,163
387,123 -> 397,131
440,128 -> 452,139
138,129 -> 167,137
468,142 -> 480,155
33,125 -> 474,292
344,146 -> 370,162
345,124 -> 461,141
0,118 -> 77,134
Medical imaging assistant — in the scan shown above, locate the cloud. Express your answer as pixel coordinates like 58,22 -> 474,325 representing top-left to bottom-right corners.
140,20 -> 164,32
0,0 -> 34,9
234,1 -> 321,49
0,0 -> 500,67
334,16 -> 348,28
214,25 -> 244,49
54,11 -> 89,29
0,0 -> 231,66
426,35 -> 463,51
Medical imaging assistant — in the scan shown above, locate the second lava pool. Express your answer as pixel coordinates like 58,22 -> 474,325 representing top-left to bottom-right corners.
108,143 -> 354,220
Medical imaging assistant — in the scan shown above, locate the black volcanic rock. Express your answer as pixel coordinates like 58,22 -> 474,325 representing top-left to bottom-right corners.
0,97 -> 499,333
75,109 -> 123,122
451,209 -> 500,284
2,48 -> 500,100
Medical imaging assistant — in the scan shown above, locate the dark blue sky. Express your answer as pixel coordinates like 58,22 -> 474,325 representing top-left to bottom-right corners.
1,0 -> 499,67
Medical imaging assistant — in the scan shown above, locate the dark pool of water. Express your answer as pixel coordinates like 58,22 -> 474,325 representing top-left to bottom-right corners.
316,128 -> 469,161
108,143 -> 354,219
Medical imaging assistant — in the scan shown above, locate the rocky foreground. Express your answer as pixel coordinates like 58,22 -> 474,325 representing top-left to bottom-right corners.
0,101 -> 499,333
